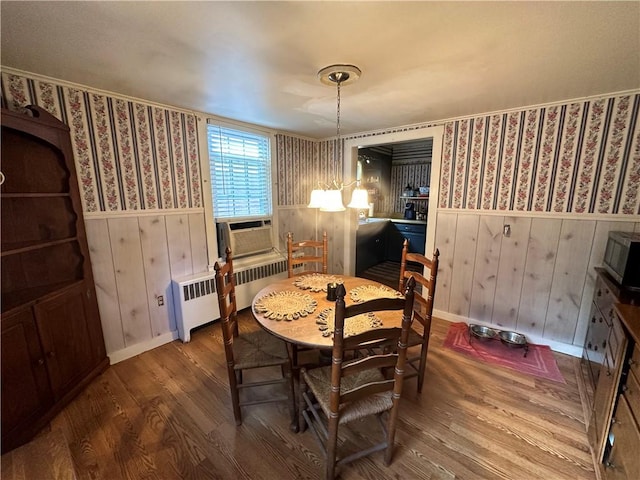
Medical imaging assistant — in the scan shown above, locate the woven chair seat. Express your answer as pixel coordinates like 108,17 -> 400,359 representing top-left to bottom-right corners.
407,328 -> 424,347
302,365 -> 393,424
233,328 -> 289,370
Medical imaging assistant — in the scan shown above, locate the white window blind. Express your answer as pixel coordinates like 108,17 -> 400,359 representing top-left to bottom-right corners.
207,123 -> 272,219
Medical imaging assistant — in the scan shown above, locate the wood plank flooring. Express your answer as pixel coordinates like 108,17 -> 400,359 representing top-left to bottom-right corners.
38,312 -> 595,480
359,261 -> 421,289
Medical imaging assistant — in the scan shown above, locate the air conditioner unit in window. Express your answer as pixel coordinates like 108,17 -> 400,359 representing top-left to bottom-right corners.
216,218 -> 275,258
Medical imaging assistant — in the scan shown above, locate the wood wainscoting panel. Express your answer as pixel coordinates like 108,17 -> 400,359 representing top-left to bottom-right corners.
165,214 -> 195,279
517,217 -> 562,338
492,216 -> 532,330
138,215 -> 174,337
108,217 -> 152,346
469,215 -> 503,323
449,214 -> 479,317
187,212 -> 208,273
543,219 -> 596,343
85,218 -> 125,354
433,211 -> 457,313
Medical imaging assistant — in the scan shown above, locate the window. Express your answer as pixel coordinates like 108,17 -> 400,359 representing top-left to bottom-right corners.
206,122 -> 272,219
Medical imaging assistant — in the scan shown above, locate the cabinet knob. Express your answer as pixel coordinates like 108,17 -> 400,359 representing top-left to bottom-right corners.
597,289 -> 602,297
605,460 -> 616,469
37,358 -> 44,366
606,370 -> 612,377
591,316 -> 596,323
47,351 -> 55,358
629,359 -> 636,366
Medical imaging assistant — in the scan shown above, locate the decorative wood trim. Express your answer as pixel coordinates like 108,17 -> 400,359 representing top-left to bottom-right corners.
435,207 -> 640,222
84,207 -> 205,219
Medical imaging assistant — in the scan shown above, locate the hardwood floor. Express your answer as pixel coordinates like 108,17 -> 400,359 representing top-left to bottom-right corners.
359,261 -> 421,289
36,311 -> 594,480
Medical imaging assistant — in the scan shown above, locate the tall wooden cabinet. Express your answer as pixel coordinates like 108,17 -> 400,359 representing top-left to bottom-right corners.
1,105 -> 108,453
582,268 -> 640,479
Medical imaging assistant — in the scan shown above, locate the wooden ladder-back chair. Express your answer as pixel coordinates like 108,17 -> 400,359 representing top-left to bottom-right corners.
214,248 -> 297,429
287,231 -> 328,278
398,239 -> 439,393
298,277 -> 416,480
287,231 -> 329,367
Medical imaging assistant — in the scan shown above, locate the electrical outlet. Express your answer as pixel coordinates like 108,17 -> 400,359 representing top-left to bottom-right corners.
157,295 -> 164,306
503,224 -> 511,237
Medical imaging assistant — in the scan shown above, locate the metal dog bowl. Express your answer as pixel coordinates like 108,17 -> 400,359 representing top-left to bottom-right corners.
469,324 -> 497,341
498,330 -> 527,348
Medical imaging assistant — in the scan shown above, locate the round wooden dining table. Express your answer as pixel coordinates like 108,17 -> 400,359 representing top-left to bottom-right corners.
251,274 -> 405,349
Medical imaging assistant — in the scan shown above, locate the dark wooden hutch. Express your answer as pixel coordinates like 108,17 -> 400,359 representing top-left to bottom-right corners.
1,106 -> 108,453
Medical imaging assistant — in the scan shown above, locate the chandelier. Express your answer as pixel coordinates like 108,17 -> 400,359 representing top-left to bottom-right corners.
308,64 -> 369,212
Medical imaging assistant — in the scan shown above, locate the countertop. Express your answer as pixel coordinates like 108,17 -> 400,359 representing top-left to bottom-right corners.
358,217 -> 427,226
615,303 -> 640,345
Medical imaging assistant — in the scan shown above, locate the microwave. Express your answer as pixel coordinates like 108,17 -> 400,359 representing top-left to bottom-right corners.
602,231 -> 640,291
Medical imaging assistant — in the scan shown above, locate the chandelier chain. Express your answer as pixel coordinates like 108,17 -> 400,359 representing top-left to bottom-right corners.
336,78 -> 341,185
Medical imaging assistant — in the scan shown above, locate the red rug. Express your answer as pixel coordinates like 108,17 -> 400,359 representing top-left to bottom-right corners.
442,322 -> 565,383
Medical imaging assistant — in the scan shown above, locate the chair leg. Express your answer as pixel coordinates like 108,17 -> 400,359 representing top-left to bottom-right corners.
228,366 -> 242,426
325,415 -> 339,480
384,401 -> 401,465
417,345 -> 428,393
283,364 -> 298,432
298,369 -> 308,433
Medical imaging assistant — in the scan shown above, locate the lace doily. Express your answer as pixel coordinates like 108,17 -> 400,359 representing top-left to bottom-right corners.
254,291 -> 317,321
293,274 -> 343,292
349,284 -> 403,303
315,307 -> 383,337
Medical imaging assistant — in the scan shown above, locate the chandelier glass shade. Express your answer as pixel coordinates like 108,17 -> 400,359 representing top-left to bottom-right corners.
320,189 -> 346,212
346,186 -> 370,209
307,188 -> 326,208
309,64 -> 368,212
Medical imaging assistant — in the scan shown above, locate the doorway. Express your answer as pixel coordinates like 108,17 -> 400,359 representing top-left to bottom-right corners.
342,125 -> 444,276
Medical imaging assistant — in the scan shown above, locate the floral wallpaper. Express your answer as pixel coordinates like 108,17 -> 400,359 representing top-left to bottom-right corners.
439,95 -> 640,214
279,93 -> 639,216
3,69 -> 638,217
275,134 -> 339,207
1,71 -> 202,213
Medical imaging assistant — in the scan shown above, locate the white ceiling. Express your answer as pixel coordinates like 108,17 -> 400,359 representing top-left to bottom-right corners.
1,1 -> 639,138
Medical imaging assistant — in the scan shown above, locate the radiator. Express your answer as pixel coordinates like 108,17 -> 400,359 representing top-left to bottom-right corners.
172,251 -> 290,342
172,271 -> 219,342
232,251 -> 289,310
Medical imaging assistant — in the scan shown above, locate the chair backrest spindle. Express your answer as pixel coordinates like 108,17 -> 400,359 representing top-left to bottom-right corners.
287,231 -> 328,277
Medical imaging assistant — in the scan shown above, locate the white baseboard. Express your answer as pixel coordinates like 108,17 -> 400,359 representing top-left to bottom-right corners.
433,309 -> 583,358
106,311 -> 583,364
107,330 -> 180,364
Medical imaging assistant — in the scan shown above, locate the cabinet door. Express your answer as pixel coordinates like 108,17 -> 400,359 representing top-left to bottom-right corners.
387,223 -> 426,261
386,226 -> 404,262
373,232 -> 386,264
1,307 -> 53,438
606,395 -> 640,480
589,323 -> 628,462
33,282 -> 97,399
